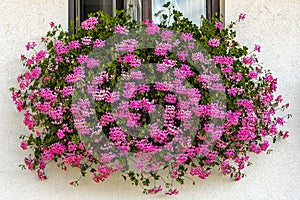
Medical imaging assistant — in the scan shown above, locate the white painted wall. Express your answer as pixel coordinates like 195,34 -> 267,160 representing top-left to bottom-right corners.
0,0 -> 299,199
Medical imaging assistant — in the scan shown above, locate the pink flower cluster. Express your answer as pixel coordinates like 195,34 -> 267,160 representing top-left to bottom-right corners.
81,17 -> 98,30
213,55 -> 234,65
115,39 -> 139,53
54,41 -> 68,55
190,166 -> 211,179
208,38 -> 220,47
25,42 -> 37,51
144,20 -> 160,35
114,24 -> 129,35
214,21 -> 223,30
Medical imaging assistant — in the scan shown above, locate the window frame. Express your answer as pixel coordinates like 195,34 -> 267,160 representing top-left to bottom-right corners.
68,0 -> 221,27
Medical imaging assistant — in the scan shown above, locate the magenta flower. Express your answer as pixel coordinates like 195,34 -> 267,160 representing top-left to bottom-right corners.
53,41 -> 68,55
254,44 -> 261,52
86,58 -> 100,69
138,84 -> 150,93
154,43 -> 172,56
130,70 -> 143,80
165,188 -> 179,195
56,129 -> 65,139
261,140 -> 270,151
282,131 -> 289,139
161,30 -> 173,40
99,112 -> 115,126
81,17 -> 98,30
115,39 -> 139,53
276,117 -> 285,126
248,70 -> 258,79
81,36 -> 92,45
93,39 -> 105,48
30,67 -> 41,79
114,25 -> 129,35
67,142 -> 77,151
242,56 -> 253,65
146,23 -> 160,35
142,19 -> 153,25
35,130 -> 40,137
180,32 -> 194,41
208,38 -> 220,47
35,50 -> 47,63
50,142 -> 66,155
214,55 -> 234,65
25,42 -> 37,51
20,141 -> 28,150
239,13 -> 246,19
227,88 -> 238,96
68,40 -> 82,49
192,52 -> 204,61
177,51 -> 189,62
165,94 -> 177,103
148,185 -> 162,194
214,21 -> 223,30
49,22 -> 55,28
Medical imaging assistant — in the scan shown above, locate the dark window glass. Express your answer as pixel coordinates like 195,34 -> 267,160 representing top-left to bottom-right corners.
80,0 -> 114,22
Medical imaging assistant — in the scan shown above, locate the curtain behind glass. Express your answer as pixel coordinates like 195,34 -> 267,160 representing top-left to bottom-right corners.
152,0 -> 206,26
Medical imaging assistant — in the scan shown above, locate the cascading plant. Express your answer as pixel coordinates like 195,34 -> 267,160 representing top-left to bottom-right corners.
11,2 -> 290,195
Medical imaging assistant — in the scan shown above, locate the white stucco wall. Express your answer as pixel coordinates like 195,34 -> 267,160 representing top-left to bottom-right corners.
0,0 -> 299,199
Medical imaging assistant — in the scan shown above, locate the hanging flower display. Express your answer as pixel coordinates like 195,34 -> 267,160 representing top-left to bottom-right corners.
11,4 -> 290,195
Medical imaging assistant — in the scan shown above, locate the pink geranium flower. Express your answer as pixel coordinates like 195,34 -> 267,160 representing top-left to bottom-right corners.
20,141 -> 28,150
254,44 -> 261,52
239,13 -> 246,19
114,25 -> 129,35
214,21 -> 223,30
208,38 -> 220,47
49,22 -> 55,28
165,188 -> 179,195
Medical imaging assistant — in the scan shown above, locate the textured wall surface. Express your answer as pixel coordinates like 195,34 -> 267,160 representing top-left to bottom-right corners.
0,0 -> 299,199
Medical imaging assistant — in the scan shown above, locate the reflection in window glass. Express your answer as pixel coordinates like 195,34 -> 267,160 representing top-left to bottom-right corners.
152,0 -> 206,26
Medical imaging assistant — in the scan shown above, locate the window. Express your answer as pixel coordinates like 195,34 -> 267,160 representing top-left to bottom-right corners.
69,0 -> 221,27
152,0 -> 206,25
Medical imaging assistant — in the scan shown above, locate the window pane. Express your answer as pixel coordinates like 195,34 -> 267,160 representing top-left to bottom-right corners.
152,0 -> 206,25
124,0 -> 142,22
80,0 -> 114,22
79,0 -> 142,22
